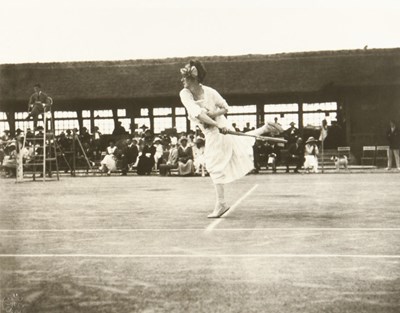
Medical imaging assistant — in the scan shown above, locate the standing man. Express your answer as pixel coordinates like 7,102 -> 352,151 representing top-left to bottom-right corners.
26,83 -> 52,129
386,120 -> 400,170
285,122 -> 300,145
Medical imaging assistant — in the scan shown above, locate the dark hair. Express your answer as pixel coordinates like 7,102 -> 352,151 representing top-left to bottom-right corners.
34,83 -> 41,88
189,60 -> 207,83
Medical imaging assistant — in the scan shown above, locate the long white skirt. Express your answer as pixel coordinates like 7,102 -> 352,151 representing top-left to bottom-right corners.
204,127 -> 254,184
304,155 -> 318,173
100,155 -> 117,171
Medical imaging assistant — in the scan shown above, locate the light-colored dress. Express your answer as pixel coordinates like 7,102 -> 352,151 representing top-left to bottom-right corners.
193,145 -> 206,172
100,146 -> 117,171
180,85 -> 254,184
304,144 -> 319,173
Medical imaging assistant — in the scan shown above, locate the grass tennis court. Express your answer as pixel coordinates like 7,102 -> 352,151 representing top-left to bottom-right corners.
1,173 -> 400,312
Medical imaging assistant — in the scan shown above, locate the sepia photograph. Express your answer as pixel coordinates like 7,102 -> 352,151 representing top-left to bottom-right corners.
0,0 -> 399,312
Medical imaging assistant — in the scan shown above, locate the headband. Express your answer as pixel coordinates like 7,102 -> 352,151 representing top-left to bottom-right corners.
180,65 -> 198,79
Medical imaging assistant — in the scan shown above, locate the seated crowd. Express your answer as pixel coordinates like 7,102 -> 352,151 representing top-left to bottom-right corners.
0,119 -> 346,177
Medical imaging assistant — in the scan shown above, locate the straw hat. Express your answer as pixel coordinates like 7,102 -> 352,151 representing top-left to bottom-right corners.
306,136 -> 317,144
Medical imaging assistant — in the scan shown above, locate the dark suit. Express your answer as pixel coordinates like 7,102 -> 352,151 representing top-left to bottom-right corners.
284,126 -> 300,145
27,91 -> 52,128
137,144 -> 156,175
387,127 -> 400,149
121,144 -> 139,175
286,142 -> 304,172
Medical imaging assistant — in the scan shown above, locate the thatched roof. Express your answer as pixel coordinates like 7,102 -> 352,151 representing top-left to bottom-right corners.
1,48 -> 400,109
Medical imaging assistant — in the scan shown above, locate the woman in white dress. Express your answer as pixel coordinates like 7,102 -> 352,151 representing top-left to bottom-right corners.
100,140 -> 117,176
179,60 -> 280,218
193,136 -> 206,176
303,136 -> 319,173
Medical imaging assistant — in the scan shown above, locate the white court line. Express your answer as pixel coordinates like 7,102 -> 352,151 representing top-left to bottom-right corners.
205,184 -> 259,233
1,228 -> 400,232
0,254 -> 400,259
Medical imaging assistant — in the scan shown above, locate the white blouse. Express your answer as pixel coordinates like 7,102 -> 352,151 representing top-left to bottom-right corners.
179,85 -> 230,131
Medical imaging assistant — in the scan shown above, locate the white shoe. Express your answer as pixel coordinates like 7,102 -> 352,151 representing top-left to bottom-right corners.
385,167 -> 391,171
207,203 -> 231,218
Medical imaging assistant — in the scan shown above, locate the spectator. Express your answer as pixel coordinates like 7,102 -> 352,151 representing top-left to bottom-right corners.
0,140 -> 5,165
120,138 -> 139,176
232,123 -> 240,132
57,132 -> 71,151
386,120 -> 400,170
284,122 -> 300,145
91,126 -> 102,159
285,137 -> 304,173
324,120 -> 342,149
26,128 -> 35,145
99,140 -> 117,176
304,137 -> 319,173
137,131 -> 156,175
66,129 -> 73,140
1,130 -> 10,141
253,140 -> 267,173
25,83 -> 52,129
79,127 -> 91,145
193,136 -> 206,176
265,143 -> 280,173
153,137 -> 164,170
159,138 -> 179,176
177,136 -> 194,176
112,121 -> 127,136
243,122 -> 251,132
35,126 -> 44,139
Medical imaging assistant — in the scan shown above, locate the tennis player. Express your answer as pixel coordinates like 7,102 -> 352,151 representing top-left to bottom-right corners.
179,60 -> 282,218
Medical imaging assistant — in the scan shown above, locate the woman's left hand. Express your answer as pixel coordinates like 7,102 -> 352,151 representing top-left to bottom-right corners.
220,127 -> 228,134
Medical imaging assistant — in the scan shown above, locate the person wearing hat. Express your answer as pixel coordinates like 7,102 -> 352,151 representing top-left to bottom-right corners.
304,136 -> 319,173
137,131 -> 156,175
79,127 -> 91,145
159,137 -> 179,176
284,121 -> 300,145
179,60 -> 282,217
193,136 -> 206,176
1,130 -> 10,142
35,126 -> 44,139
26,83 -> 52,129
177,136 -> 194,176
112,121 -> 127,136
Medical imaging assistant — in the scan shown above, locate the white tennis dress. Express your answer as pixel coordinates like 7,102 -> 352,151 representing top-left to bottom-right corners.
180,85 -> 254,184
